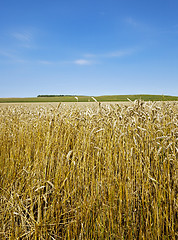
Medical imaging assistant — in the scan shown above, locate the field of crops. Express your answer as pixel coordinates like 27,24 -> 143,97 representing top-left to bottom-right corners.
0,94 -> 178,103
0,101 -> 177,239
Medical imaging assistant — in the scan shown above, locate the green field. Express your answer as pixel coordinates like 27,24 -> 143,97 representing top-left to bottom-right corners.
0,94 -> 178,103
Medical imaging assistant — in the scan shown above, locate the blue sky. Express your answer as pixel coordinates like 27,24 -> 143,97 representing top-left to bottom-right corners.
0,0 -> 178,97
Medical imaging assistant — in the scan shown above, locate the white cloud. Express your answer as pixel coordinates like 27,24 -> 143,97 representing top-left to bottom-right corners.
124,17 -> 152,33
84,48 -> 137,60
12,31 -> 32,42
99,11 -> 105,16
159,24 -> 178,34
73,59 -> 91,65
37,60 -> 53,65
36,59 -> 92,66
108,49 -> 136,57
0,50 -> 26,63
0,50 -> 15,59
84,53 -> 97,58
125,17 -> 140,28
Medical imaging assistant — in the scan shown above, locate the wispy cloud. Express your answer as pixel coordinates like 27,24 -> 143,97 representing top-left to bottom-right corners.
73,59 -> 92,65
105,49 -> 136,58
0,49 -> 26,63
99,11 -> 105,16
84,53 -> 97,58
84,48 -> 137,60
0,50 -> 15,59
0,46 -> 137,66
125,17 -> 178,36
37,60 -> 53,65
36,59 -> 93,66
159,24 -> 178,34
10,30 -> 35,48
124,17 -> 151,32
125,17 -> 141,28
12,31 -> 32,42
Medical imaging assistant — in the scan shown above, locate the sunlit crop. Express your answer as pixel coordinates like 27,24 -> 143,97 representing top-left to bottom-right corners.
0,101 -> 177,239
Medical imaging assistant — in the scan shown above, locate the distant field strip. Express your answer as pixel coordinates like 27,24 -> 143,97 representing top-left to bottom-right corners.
0,94 -> 178,103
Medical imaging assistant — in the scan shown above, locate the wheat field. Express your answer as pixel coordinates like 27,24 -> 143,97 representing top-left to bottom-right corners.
0,101 -> 177,239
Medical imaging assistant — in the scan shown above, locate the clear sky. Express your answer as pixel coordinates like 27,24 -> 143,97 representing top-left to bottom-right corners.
0,0 -> 178,97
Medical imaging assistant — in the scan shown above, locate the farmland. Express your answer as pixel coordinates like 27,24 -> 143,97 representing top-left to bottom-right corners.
0,101 -> 177,239
0,94 -> 178,103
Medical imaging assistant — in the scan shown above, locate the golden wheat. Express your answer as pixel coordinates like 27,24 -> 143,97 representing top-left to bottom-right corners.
0,101 -> 177,239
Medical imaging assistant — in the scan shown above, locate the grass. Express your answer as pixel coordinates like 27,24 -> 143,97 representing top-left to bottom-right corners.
0,96 -> 91,103
0,94 -> 178,103
96,94 -> 178,102
0,101 -> 177,239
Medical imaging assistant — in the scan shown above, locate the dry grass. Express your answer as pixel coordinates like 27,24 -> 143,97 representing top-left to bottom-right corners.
0,101 -> 177,239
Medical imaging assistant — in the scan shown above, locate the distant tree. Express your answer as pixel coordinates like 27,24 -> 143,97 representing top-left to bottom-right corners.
37,95 -> 65,97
